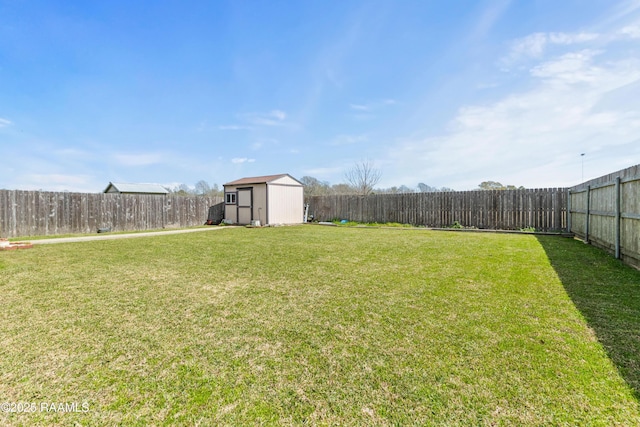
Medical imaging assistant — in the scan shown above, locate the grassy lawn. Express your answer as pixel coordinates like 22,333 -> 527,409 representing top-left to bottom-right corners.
1,226 -> 639,426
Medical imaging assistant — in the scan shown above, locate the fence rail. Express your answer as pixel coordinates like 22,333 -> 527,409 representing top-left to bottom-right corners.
569,164 -> 640,269
308,188 -> 568,232
0,190 -> 222,238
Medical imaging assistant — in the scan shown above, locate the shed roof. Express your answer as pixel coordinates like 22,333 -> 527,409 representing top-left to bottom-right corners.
104,182 -> 169,194
224,174 -> 303,186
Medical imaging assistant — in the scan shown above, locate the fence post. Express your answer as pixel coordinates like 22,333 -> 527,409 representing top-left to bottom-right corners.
566,189 -> 572,233
615,177 -> 621,259
585,185 -> 591,244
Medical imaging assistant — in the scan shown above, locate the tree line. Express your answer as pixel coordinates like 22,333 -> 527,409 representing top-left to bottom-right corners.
301,176 -> 456,198
168,180 -> 223,197
302,160 -> 523,198
167,161 -> 523,200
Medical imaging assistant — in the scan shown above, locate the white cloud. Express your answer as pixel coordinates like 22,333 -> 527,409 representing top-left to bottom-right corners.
349,99 -> 396,112
18,174 -> 96,192
271,110 -> 286,121
243,110 -> 288,127
251,138 -> 278,150
388,46 -> 640,189
548,32 -> 600,44
349,104 -> 370,111
509,33 -> 548,59
54,147 -> 96,162
348,99 -> 397,121
231,157 -> 256,164
504,32 -> 600,65
330,134 -> 368,146
620,23 -> 640,38
27,174 -> 90,185
112,152 -> 164,166
218,125 -> 251,131
303,166 -> 344,177
529,50 -> 603,85
0,117 -> 12,127
221,110 -> 290,130
397,23 -> 640,189
604,0 -> 640,26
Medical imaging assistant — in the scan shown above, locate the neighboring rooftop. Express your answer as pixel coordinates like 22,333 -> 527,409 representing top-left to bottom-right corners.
104,182 -> 169,195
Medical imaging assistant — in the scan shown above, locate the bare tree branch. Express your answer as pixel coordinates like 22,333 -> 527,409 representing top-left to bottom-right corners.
345,159 -> 382,196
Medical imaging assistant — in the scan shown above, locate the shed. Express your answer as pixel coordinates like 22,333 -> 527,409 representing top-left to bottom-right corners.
223,174 -> 304,225
103,182 -> 169,195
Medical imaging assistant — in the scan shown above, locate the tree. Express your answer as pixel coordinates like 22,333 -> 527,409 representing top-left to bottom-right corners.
417,183 -> 434,193
345,159 -> 382,196
416,183 -> 455,193
301,176 -> 331,198
172,183 -> 193,196
195,180 -> 211,196
478,181 -> 524,191
386,186 -> 399,194
478,181 -> 505,190
169,181 -> 222,197
210,183 -> 222,197
331,183 -> 356,195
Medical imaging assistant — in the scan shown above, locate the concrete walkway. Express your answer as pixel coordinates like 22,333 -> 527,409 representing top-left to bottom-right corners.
31,226 -> 232,245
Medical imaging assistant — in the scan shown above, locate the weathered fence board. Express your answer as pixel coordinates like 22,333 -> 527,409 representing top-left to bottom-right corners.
0,190 -> 222,238
569,164 -> 640,269
207,202 -> 225,225
307,188 -> 568,232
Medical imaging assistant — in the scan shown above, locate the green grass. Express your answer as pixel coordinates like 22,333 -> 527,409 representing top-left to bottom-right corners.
1,227 -> 639,426
536,235 -> 640,399
330,219 -> 415,227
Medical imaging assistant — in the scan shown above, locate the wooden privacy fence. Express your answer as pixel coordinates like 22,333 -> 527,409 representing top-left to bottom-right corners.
0,190 -> 222,238
569,164 -> 640,269
308,188 -> 567,232
207,202 -> 225,225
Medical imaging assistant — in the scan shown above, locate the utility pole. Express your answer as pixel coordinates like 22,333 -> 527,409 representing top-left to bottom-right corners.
581,153 -> 585,182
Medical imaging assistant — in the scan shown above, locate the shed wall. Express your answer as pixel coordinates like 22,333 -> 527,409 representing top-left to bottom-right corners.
267,184 -> 304,224
223,184 -> 268,225
270,175 -> 303,186
252,184 -> 268,225
224,197 -> 237,223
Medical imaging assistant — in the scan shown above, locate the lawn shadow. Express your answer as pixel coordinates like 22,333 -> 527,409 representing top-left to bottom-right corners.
536,235 -> 640,400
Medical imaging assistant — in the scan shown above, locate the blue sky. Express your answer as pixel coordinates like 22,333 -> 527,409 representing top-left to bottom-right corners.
1,0 -> 639,192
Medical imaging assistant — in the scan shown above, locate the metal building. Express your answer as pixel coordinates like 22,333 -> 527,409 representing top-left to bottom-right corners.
103,182 -> 169,195
223,174 -> 304,226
